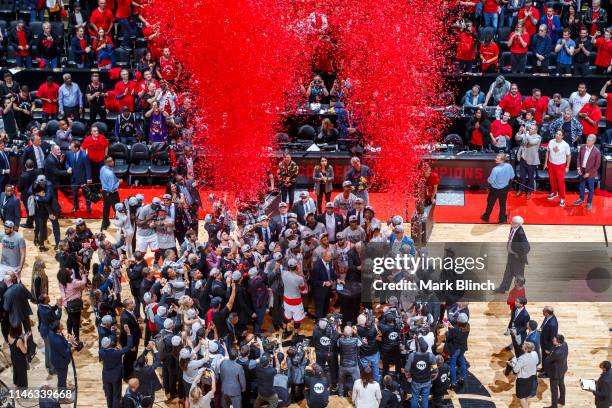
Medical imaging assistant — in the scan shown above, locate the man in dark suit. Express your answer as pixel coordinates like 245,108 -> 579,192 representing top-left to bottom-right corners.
120,298 -> 141,381
539,306 -> 559,377
270,202 -> 289,241
574,134 -> 602,211
44,144 -> 72,190
0,185 -> 21,230
311,251 -> 336,318
544,334 -> 568,408
316,202 -> 344,244
100,325 -> 133,408
219,348 -> 246,408
508,297 -> 530,358
18,159 -> 40,229
21,130 -> 52,171
255,215 -> 274,246
65,140 -> 92,213
346,197 -> 365,227
48,321 -> 73,389
593,360 -> 612,408
291,191 -> 316,225
496,215 -> 530,293
0,139 -> 11,193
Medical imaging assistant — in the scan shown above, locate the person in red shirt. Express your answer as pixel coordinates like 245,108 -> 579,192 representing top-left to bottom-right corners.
521,88 -> 549,125
506,276 -> 526,311
577,95 -> 602,140
466,108 -> 491,150
458,0 -> 480,17
479,34 -> 499,73
314,35 -> 336,76
157,47 -> 182,83
508,22 -> 530,73
89,0 -> 114,38
498,83 -> 522,121
115,0 -> 143,47
456,21 -> 477,73
490,111 -> 513,152
600,80 -> 612,138
137,69 -> 159,99
421,162 -> 440,206
93,28 -> 115,69
482,0 -> 500,32
593,28 -> 612,75
517,0 -> 539,35
81,125 -> 109,182
9,21 -> 32,68
36,76 -> 60,121
112,69 -> 137,112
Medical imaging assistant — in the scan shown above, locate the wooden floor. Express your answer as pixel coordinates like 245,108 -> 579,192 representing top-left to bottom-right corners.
0,220 -> 610,408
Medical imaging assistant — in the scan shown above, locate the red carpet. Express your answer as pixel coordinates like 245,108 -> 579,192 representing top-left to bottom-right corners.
51,187 -> 611,226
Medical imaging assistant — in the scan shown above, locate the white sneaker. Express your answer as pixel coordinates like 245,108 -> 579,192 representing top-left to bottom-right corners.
547,193 -> 558,200
559,199 -> 565,207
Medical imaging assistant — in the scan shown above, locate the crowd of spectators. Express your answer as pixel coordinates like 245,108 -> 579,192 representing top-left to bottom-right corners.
453,0 -> 611,75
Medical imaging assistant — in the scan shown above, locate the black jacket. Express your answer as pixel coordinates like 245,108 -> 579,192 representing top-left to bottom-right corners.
594,369 -> 612,408
508,306 -> 530,342
316,213 -> 344,241
44,154 -> 70,188
466,116 -> 491,145
9,28 -> 32,53
35,34 -> 61,60
22,142 -> 52,170
540,314 -> 558,354
544,342 -> 568,380
509,226 -> 530,264
18,168 -> 42,201
119,310 -> 141,349
0,193 -> 21,227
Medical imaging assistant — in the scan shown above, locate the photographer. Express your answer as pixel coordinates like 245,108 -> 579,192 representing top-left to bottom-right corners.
304,363 -> 330,408
287,343 -> 309,402
379,312 -> 402,378
357,312 -> 380,381
337,325 -> 362,397
307,75 -> 330,104
189,367 -> 216,408
312,318 -> 339,390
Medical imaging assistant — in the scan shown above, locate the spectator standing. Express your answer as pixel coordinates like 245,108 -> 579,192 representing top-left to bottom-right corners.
255,354 -> 278,408
517,0 -> 539,36
515,124 -> 541,199
466,108 -> 491,150
82,125 -> 109,182
157,47 -> 182,83
57,267 -> 87,342
482,0 -> 500,32
577,95 -> 602,142
8,324 -> 30,387
0,142 -> 12,193
509,342 -> 539,407
115,0 -> 136,47
0,186 -> 22,232
36,294 -> 61,375
545,93 -> 570,123
70,27 -> 93,68
489,111 -> 512,152
544,130 -> 571,207
145,102 -> 170,143
495,217 -> 530,293
445,313 -> 470,389
346,156 -> 373,205
537,6 -> 561,43
583,0 -> 607,36
573,27 -> 593,76
479,35 -> 500,73
548,109 -> 582,146
86,72 -> 108,123
522,88 -> 549,126
68,2 -> 88,34
530,25 -> 552,75
100,156 -> 120,230
100,327 -> 133,408
36,22 -> 61,69
89,0 -> 114,38
48,321 -> 73,389
600,81 -> 612,140
0,221 -> 27,280
456,21 -> 476,73
93,28 -> 115,69
58,74 -> 83,121
554,29 -> 575,76
574,134 -> 601,210
508,22 -> 530,73
484,75 -> 511,106
14,85 -> 33,132
405,337 -> 437,408
593,360 -> 612,408
593,28 -> 611,75
569,82 -> 590,117
10,21 -> 32,68
351,367 -> 381,408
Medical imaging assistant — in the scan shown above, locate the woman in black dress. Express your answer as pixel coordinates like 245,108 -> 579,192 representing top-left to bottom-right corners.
465,108 -> 491,151
8,325 -> 30,387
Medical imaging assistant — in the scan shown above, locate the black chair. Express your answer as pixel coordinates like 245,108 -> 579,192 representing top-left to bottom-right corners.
5,46 -> 17,67
134,47 -> 147,64
71,121 -> 87,139
45,119 -> 60,138
109,142 -> 129,178
29,21 -> 43,41
444,133 -> 464,147
128,142 -> 150,184
66,48 -> 77,68
500,51 -> 512,72
0,0 -> 16,14
50,21 -> 64,41
149,142 -> 172,181
114,47 -> 131,68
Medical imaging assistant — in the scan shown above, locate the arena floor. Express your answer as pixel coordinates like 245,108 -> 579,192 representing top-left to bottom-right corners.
0,220 -> 610,408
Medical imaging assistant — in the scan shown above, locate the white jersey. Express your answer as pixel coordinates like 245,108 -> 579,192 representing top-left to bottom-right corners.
281,269 -> 305,301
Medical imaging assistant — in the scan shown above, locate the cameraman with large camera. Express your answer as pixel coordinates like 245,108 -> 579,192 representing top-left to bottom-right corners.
312,317 -> 340,391
336,325 -> 362,397
379,311 -> 403,378
357,312 -> 381,382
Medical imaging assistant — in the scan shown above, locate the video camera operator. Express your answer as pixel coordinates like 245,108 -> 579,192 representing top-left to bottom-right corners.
379,310 -> 403,378
405,337 -> 437,408
312,317 -> 340,391
357,312 -> 381,381
336,325 -> 362,397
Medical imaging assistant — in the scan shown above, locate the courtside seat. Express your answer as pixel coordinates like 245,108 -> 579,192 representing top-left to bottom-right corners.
536,169 -> 549,180
109,142 -> 129,177
149,142 -> 172,181
71,121 -> 87,140
128,142 -> 150,184
45,120 -> 60,139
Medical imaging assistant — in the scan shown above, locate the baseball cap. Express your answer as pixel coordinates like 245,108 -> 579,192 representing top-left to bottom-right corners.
35,175 -> 47,183
128,196 -> 139,206
101,315 -> 113,325
157,306 -> 167,316
259,215 -> 268,222
152,197 -> 162,205
318,232 -> 328,240
349,215 -> 357,222
248,267 -> 258,278
336,232 -> 345,240
163,318 -> 174,330
241,244 -> 251,253
288,240 -> 299,249
268,242 -> 277,252
279,202 -> 287,208
394,225 -> 404,233
3,220 -> 14,228
303,230 -> 313,239
342,180 -> 353,188
74,218 -> 85,226
299,191 -> 308,198
179,348 -> 191,360
325,202 -> 334,209
287,258 -> 298,269
135,194 -> 145,202
284,229 -> 294,238
162,193 -> 172,200
171,336 -> 182,347
458,313 -> 469,324
210,297 -> 222,308
114,203 -> 125,212
259,353 -> 270,366
273,252 -> 283,261
208,341 -> 219,353
231,271 -> 242,281
143,292 -> 152,303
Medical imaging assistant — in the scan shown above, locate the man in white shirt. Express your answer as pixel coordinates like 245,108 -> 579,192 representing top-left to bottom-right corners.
544,130 -> 571,207
568,83 -> 590,117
